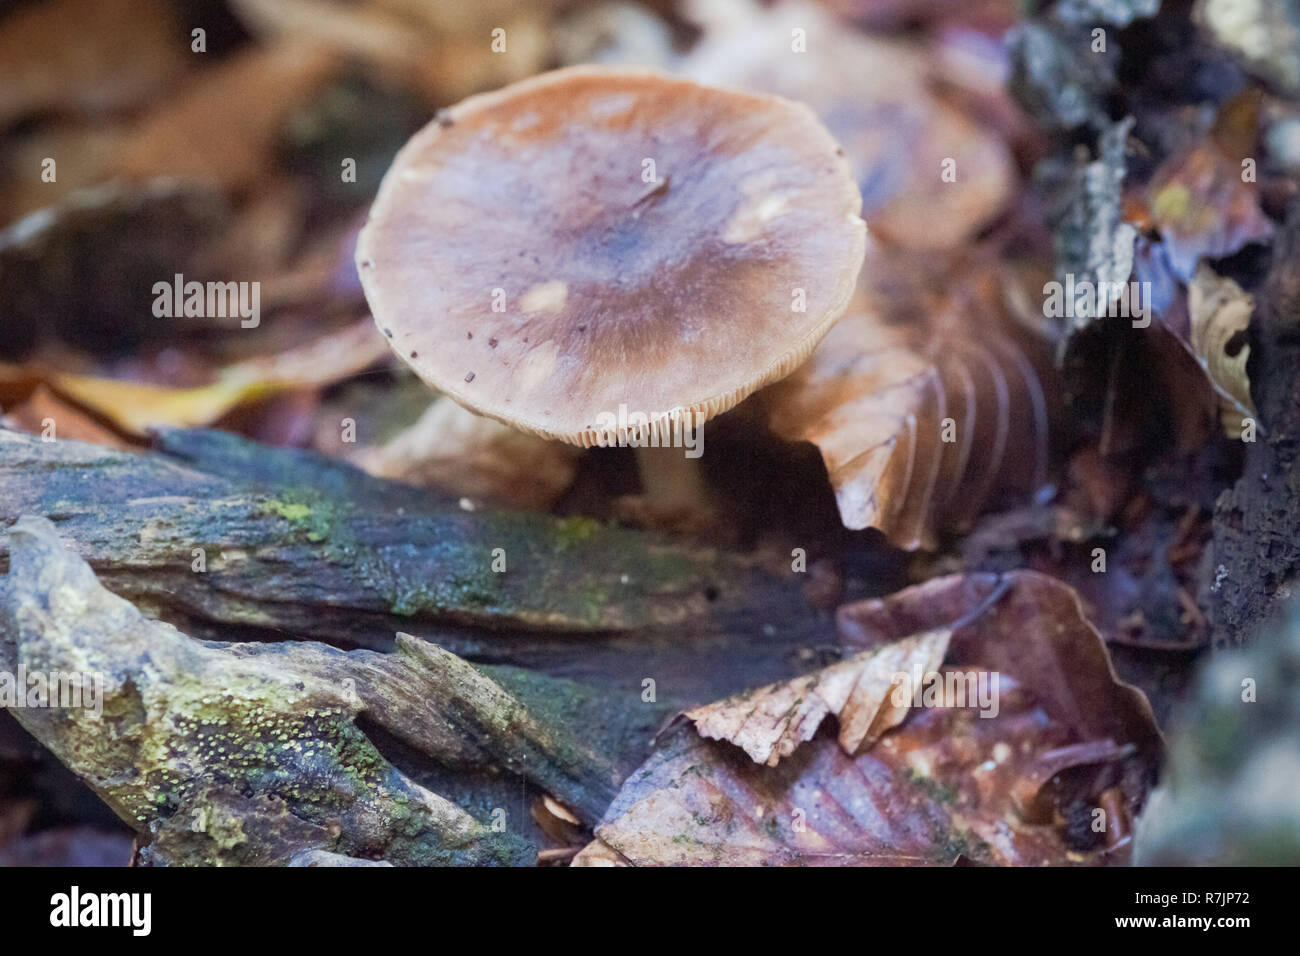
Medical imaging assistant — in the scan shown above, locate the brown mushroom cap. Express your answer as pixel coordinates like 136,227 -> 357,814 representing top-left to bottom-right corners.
357,66 -> 865,446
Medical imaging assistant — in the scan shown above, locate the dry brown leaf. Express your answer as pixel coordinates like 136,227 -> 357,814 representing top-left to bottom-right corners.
837,572 -> 1163,765
0,123 -> 128,221
681,1 -> 1045,549
0,0 -> 189,127
380,0 -> 566,35
682,0 -> 1014,251
684,628 -> 950,766
1187,263 -> 1256,438
354,395 -> 582,510
0,319 -> 390,437
229,0 -> 554,103
576,707 -> 1069,866
570,839 -> 630,866
765,250 -> 1054,549
115,43 -> 338,192
576,571 -> 1161,867
0,384 -> 132,449
229,0 -> 428,71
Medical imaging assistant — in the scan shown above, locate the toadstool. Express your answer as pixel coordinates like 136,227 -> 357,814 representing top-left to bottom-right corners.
356,65 -> 865,509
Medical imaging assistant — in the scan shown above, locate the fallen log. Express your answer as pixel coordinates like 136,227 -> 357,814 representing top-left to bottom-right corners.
2,517 -> 541,865
0,427 -> 836,704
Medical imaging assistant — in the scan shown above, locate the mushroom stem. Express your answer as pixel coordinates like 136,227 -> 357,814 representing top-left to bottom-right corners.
634,444 -> 709,510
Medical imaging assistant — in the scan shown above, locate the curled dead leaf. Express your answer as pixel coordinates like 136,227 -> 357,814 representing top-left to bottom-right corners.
837,572 -> 1163,766
1187,263 -> 1256,438
765,251 -> 1055,549
685,628 -> 950,766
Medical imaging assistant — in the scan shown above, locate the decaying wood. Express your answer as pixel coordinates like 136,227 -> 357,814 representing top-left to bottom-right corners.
1208,204 -> 1300,647
2,517 -> 538,865
0,427 -> 837,704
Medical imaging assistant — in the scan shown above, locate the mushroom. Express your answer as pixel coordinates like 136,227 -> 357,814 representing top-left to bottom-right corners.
356,65 -> 865,513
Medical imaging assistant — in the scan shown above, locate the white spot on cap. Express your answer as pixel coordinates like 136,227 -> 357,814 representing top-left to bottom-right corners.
520,280 -> 568,314
724,192 -> 791,243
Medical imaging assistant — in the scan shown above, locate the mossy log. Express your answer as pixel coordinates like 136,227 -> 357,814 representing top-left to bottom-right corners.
0,427 -> 835,704
0,516 -> 639,862
0,425 -> 846,862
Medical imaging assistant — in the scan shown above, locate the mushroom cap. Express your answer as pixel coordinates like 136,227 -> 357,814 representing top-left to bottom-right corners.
357,66 -> 866,446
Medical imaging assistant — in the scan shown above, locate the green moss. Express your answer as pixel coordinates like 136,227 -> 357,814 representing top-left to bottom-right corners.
553,516 -> 601,550
259,494 -> 339,544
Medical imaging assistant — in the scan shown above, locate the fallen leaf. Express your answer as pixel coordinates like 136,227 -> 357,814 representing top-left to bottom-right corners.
0,319 -> 392,436
682,0 -> 1014,251
837,572 -> 1162,765
229,0 -> 556,103
354,395 -> 581,510
1187,263 -> 1256,437
553,2 -> 678,69
0,383 -> 133,449
0,123 -> 128,221
115,43 -> 339,192
577,571 -> 1160,866
1144,93 -> 1273,280
0,0 -> 189,127
765,250 -> 1055,549
684,629 -> 950,766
